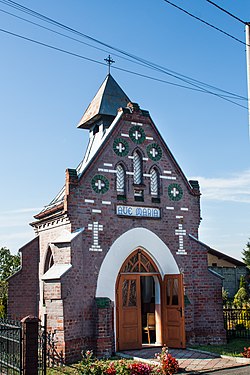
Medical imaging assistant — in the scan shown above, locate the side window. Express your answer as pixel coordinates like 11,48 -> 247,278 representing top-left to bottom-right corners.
150,167 -> 160,202
116,164 -> 126,198
133,150 -> 143,201
133,150 -> 142,185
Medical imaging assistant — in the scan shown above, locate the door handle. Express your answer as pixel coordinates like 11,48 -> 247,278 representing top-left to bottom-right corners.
178,308 -> 182,317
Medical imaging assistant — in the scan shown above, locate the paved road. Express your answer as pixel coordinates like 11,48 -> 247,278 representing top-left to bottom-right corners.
195,364 -> 250,374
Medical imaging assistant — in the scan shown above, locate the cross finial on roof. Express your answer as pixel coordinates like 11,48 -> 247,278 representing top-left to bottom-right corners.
104,55 -> 115,74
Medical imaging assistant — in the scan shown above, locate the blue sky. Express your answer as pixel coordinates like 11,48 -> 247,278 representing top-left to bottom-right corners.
0,0 -> 249,260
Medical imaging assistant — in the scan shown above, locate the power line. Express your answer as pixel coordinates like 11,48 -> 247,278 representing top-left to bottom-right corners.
206,0 -> 246,25
0,26 -> 247,110
0,0 -> 246,101
162,0 -> 248,47
0,0 -> 246,102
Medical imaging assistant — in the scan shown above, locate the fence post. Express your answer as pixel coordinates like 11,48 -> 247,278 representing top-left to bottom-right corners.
21,316 -> 39,375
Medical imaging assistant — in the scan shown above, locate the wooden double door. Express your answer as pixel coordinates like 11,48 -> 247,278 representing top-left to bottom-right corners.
116,250 -> 185,351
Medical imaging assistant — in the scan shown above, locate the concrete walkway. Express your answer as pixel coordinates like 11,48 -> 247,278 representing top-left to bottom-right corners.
118,346 -> 250,374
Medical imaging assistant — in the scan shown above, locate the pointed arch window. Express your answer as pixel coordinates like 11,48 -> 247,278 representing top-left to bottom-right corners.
133,150 -> 142,185
116,164 -> 126,196
150,167 -> 159,196
120,249 -> 159,274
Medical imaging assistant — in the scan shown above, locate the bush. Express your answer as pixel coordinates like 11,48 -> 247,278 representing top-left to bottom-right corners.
155,347 -> 179,375
128,363 -> 152,375
79,348 -> 179,375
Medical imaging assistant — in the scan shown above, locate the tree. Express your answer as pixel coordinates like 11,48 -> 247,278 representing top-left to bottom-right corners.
242,239 -> 250,269
0,247 -> 20,280
0,247 -> 20,318
233,276 -> 249,308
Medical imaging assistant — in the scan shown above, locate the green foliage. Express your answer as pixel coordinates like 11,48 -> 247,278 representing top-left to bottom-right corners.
239,275 -> 247,289
233,287 -> 249,307
0,247 -> 21,318
0,247 -> 20,281
190,338 -> 250,357
242,239 -> 250,269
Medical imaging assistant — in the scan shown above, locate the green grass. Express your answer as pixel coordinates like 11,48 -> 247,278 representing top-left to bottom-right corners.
190,338 -> 250,357
46,364 -> 80,374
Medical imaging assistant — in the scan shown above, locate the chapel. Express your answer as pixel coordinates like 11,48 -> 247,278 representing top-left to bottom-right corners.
8,74 -> 226,362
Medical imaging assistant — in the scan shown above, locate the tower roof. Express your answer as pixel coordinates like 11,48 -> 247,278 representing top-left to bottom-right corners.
77,74 -> 130,129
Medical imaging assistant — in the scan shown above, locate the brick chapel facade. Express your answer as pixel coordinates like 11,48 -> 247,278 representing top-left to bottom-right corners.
8,74 -> 226,362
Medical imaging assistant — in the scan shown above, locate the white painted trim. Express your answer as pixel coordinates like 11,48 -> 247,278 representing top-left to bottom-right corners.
131,122 -> 143,126
96,227 -> 179,300
160,175 -> 176,180
85,199 -> 95,204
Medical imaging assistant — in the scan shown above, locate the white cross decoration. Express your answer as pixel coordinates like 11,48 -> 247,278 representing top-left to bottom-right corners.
88,221 -> 103,251
150,147 -> 158,158
175,224 -> 187,255
133,130 -> 141,140
95,179 -> 105,191
171,187 -> 179,198
116,142 -> 125,153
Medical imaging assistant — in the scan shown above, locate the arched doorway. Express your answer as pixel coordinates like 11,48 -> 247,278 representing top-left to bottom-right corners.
116,249 -> 161,350
116,248 -> 186,351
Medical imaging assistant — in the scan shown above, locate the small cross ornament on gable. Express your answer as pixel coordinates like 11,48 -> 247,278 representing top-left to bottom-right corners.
116,142 -> 125,153
133,129 -> 141,141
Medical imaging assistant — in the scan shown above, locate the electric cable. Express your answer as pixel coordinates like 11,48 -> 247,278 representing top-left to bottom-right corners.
0,26 -> 247,110
206,0 -> 246,25
162,0 -> 248,47
0,0 -> 246,102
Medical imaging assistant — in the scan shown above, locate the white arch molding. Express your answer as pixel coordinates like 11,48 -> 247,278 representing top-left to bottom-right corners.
96,227 -> 179,300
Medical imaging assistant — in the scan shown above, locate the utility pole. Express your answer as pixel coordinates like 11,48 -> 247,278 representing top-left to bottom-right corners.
245,23 -> 250,137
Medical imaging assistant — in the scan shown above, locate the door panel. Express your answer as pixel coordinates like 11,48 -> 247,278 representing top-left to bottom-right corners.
162,274 -> 186,348
117,274 -> 142,350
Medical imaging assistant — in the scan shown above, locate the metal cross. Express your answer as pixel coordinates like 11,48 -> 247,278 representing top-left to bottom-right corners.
104,55 -> 115,74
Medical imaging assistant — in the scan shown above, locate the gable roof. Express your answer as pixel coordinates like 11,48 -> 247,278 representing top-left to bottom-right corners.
77,74 -> 130,129
189,234 -> 245,266
34,77 -> 200,221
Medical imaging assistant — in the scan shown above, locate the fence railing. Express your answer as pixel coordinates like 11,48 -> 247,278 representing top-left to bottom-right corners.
0,319 -> 22,375
223,308 -> 250,339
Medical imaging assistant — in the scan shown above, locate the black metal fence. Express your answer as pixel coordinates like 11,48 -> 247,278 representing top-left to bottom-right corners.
223,308 -> 250,339
38,315 -> 64,375
0,319 -> 22,375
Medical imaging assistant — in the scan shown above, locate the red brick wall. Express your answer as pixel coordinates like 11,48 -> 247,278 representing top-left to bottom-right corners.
9,106 -> 226,362
8,237 -> 39,320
